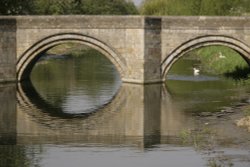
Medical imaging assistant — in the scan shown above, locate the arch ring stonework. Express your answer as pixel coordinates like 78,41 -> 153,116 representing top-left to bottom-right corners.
16,33 -> 125,81
161,35 -> 250,80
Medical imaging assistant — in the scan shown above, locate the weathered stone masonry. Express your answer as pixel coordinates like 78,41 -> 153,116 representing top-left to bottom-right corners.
1,16 -> 250,84
0,18 -> 16,82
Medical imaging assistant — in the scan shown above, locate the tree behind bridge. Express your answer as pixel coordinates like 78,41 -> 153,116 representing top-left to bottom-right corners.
0,0 -> 138,15
140,0 -> 250,16
0,0 -> 33,14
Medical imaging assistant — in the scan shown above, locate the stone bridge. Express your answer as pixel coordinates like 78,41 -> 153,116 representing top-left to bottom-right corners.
1,16 -> 250,84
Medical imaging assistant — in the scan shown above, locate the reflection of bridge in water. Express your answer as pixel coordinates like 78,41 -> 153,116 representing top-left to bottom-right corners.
1,82 -> 248,148
16,83 -> 164,141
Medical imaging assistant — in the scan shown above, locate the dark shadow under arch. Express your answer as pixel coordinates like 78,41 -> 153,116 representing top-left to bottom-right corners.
161,35 -> 250,79
16,33 -> 125,81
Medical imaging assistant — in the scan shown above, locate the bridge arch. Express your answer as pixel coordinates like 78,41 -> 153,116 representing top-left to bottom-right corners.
161,35 -> 250,79
17,33 -> 125,81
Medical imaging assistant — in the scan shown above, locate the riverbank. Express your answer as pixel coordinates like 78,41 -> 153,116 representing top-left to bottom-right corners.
47,43 -> 250,82
236,105 -> 250,131
44,43 -> 104,60
188,45 -> 249,76
46,43 -> 89,56
237,116 -> 250,131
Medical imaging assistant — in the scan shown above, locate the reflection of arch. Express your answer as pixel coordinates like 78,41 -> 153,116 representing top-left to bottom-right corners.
18,81 -> 89,118
17,80 -> 125,119
161,35 -> 250,79
17,33 -> 125,81
16,81 -> 132,137
16,82 -> 161,140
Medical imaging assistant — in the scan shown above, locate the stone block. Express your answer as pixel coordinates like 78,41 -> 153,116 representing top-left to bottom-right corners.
0,18 -> 16,82
1,16 -> 250,84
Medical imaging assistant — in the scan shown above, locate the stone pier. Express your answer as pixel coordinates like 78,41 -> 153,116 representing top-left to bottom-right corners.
0,16 -> 250,83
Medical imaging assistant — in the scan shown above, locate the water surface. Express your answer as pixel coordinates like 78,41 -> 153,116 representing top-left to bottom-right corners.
0,52 -> 250,167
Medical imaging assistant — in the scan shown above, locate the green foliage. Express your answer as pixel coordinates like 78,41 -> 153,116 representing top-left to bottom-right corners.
31,0 -> 67,15
73,0 -> 138,15
140,0 -> 167,15
140,0 -> 250,16
190,46 -> 248,75
0,0 -> 138,15
0,0 -> 33,14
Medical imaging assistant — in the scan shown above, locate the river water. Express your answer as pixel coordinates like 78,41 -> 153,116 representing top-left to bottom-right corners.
0,52 -> 250,167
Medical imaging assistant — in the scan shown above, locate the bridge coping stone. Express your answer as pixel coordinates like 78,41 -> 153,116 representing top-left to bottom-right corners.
1,16 -> 250,83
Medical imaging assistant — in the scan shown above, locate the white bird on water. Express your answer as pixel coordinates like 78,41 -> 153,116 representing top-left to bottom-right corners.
193,67 -> 200,76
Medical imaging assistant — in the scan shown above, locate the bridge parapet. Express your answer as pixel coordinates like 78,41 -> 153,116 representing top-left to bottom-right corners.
1,16 -> 250,83
12,16 -> 163,84
161,16 -> 250,78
